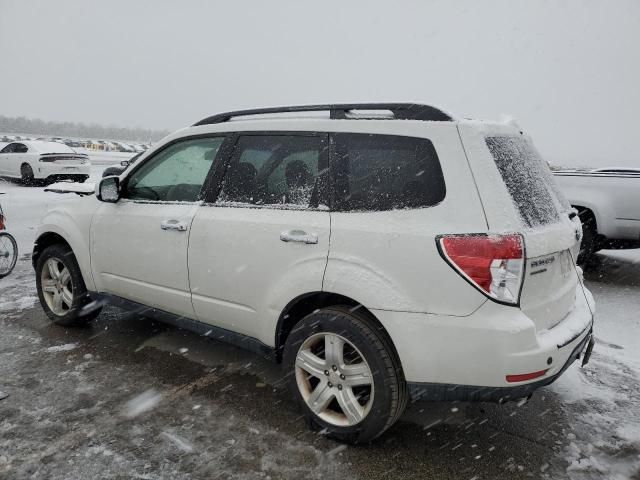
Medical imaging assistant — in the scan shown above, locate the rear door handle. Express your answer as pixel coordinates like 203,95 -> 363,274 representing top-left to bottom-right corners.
161,219 -> 188,232
280,230 -> 318,244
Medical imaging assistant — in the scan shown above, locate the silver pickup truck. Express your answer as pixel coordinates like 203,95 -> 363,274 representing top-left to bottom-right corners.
553,168 -> 640,262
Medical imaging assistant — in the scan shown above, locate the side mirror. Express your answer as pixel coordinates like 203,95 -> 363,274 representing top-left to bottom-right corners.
96,176 -> 120,203
120,160 -> 130,167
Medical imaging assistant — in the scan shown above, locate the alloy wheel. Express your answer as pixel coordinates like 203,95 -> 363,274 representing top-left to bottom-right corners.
40,257 -> 74,316
294,332 -> 374,427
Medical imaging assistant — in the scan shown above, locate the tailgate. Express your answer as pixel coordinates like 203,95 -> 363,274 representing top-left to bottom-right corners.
458,124 -> 583,330
520,227 -> 580,330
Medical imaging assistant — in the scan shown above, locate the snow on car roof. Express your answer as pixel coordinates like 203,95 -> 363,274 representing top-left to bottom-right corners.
23,141 -> 76,154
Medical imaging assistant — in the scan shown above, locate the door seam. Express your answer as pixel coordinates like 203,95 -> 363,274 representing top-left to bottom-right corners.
321,211 -> 332,290
456,125 -> 490,230
186,202 -> 202,319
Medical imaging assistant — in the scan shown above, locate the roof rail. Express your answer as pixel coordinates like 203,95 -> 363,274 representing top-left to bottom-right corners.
193,103 -> 453,126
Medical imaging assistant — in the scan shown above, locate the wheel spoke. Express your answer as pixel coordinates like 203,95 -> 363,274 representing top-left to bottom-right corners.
52,292 -> 63,312
342,362 -> 373,387
47,259 -> 60,280
296,349 -> 327,379
59,268 -> 71,288
61,288 -> 73,308
42,279 -> 57,293
336,387 -> 365,424
324,334 -> 345,367
307,380 -> 335,414
0,238 -> 13,256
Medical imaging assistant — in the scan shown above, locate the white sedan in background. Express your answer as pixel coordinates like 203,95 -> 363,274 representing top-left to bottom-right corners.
0,141 -> 91,185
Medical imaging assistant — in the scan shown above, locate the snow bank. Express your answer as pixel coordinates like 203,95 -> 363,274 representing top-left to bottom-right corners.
552,249 -> 640,479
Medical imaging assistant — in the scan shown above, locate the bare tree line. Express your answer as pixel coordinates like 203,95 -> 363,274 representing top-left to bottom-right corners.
0,115 -> 170,143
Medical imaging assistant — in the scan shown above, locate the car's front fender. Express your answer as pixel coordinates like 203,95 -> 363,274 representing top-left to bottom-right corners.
34,199 -> 97,291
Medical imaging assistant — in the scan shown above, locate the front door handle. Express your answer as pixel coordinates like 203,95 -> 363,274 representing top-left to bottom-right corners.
280,230 -> 318,244
161,219 -> 188,232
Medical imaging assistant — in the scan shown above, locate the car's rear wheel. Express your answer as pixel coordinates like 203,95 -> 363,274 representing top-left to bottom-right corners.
283,306 -> 407,443
20,164 -> 35,185
577,210 -> 598,266
36,244 -> 102,326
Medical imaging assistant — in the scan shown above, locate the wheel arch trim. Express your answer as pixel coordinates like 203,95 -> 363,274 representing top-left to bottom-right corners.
33,224 -> 95,291
274,291 -> 404,370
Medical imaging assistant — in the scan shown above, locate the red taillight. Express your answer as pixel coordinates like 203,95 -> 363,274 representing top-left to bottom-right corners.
0,215 -> 5,230
438,234 -> 525,305
506,369 -> 548,383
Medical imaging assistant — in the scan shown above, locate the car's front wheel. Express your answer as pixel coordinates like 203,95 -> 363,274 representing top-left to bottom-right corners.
36,244 -> 102,326
283,307 -> 407,443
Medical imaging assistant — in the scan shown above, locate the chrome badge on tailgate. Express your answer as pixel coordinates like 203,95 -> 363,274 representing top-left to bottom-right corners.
530,255 -> 554,275
529,251 -> 572,277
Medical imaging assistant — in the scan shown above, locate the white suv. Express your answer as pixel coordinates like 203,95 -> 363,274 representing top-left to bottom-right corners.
33,103 -> 595,443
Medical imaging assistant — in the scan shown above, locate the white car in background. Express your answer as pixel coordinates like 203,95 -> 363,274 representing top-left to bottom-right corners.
0,140 -> 90,185
553,168 -> 640,262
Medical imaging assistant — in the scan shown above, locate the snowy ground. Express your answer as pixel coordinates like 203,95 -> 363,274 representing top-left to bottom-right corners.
0,155 -> 639,479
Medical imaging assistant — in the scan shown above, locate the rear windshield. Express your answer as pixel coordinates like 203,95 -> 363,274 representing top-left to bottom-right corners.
486,136 -> 569,227
332,133 -> 446,211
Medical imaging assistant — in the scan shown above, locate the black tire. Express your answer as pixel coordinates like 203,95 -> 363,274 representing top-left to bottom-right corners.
283,306 -> 407,444
20,164 -> 35,185
35,244 -> 102,326
0,232 -> 18,279
577,210 -> 598,266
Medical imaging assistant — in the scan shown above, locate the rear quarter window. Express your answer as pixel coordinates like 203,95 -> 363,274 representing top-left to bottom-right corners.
332,133 -> 446,211
485,136 -> 564,227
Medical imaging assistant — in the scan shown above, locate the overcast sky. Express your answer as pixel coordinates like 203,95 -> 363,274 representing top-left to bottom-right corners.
1,0 -> 638,167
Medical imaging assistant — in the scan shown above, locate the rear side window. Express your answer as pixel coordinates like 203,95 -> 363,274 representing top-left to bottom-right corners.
486,136 -> 566,227
332,133 -> 445,211
217,134 -> 328,209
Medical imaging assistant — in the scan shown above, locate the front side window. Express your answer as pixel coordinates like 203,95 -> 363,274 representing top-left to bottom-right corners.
217,134 -> 327,208
332,133 -> 446,211
0,144 -> 15,153
124,137 -> 225,202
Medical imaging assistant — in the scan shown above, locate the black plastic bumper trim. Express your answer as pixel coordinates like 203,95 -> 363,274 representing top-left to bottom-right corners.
89,292 -> 276,361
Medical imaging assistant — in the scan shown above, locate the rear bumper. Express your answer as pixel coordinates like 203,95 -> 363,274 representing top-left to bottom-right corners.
35,163 -> 91,179
44,173 -> 89,182
407,328 -> 593,402
373,285 -> 595,399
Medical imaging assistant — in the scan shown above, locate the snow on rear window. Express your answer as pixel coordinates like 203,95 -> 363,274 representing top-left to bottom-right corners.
485,136 -> 561,228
